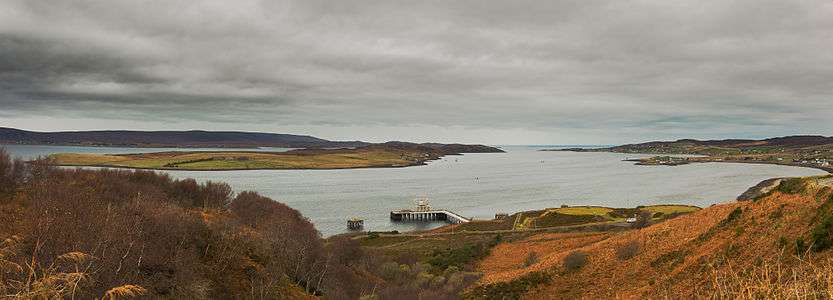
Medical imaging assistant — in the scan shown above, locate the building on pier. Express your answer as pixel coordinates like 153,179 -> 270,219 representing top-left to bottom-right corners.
415,197 -> 431,212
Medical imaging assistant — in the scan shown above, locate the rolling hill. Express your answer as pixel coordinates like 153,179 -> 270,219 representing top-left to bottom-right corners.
0,127 -> 368,148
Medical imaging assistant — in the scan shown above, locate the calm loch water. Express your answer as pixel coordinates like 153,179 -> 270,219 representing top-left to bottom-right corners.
4,144 -> 826,236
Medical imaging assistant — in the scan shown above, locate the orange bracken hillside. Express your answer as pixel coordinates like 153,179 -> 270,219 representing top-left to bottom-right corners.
472,176 -> 833,299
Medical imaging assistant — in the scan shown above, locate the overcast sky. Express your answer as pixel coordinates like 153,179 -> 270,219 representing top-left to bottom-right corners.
1,0 -> 832,144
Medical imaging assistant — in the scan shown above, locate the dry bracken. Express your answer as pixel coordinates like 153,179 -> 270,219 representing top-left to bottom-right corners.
103,284 -> 148,299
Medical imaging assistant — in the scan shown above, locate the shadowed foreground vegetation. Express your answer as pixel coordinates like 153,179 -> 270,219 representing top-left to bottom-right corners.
0,148 -> 478,299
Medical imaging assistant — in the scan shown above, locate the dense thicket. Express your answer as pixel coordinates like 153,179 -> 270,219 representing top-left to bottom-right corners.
0,148 -> 473,299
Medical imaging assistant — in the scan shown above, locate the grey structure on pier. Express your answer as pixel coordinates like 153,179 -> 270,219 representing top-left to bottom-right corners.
390,198 -> 470,224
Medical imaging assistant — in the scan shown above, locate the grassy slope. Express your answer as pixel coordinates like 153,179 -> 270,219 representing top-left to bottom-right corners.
50,148 -> 432,170
470,175 -> 833,299
514,205 -> 699,230
641,204 -> 700,215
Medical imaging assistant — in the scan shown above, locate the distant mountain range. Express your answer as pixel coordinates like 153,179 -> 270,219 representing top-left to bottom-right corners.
0,127 -> 369,148
0,127 -> 506,154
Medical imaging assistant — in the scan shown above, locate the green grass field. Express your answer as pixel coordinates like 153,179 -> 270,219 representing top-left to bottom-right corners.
514,205 -> 700,230
641,204 -> 700,215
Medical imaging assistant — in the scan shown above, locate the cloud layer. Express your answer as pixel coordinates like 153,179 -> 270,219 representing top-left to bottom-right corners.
1,0 -> 832,143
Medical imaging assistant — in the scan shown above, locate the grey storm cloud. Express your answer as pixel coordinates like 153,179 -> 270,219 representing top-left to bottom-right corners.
1,0 -> 832,143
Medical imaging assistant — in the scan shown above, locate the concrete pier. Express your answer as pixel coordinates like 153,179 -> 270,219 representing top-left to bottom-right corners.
390,197 -> 470,224
389,209 -> 469,224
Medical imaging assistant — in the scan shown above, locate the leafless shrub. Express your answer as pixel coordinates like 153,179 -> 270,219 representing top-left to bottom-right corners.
201,181 -> 232,209
0,148 -> 26,200
563,251 -> 588,271
632,211 -> 654,229
616,240 -> 641,260
523,251 -> 540,267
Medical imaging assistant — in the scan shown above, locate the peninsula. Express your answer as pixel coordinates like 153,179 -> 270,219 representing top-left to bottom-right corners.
48,141 -> 504,170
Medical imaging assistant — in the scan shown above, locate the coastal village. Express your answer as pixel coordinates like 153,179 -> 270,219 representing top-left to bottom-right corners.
636,153 -> 832,172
